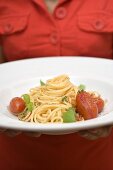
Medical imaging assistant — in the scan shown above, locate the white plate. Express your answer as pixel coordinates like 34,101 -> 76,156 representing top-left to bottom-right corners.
0,57 -> 113,135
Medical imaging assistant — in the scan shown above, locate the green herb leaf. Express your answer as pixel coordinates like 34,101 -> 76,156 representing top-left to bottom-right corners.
78,84 -> 85,92
62,96 -> 68,102
27,102 -> 34,112
22,94 -> 30,104
63,107 -> 76,123
40,80 -> 45,86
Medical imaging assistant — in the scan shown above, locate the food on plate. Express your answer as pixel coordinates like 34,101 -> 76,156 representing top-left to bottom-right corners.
9,97 -> 26,115
76,91 -> 104,120
9,75 -> 105,123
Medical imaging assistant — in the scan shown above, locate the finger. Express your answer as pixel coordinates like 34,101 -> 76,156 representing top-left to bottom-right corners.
24,132 -> 41,137
5,130 -> 21,137
79,131 -> 99,140
88,126 -> 112,138
0,129 -> 6,133
79,126 -> 113,140
98,126 -> 112,138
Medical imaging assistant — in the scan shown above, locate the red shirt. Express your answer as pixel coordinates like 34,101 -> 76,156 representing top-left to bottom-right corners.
0,0 -> 113,170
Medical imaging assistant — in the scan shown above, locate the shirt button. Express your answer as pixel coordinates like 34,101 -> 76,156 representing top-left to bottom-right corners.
93,20 -> 105,30
55,7 -> 67,19
50,32 -> 58,45
4,23 -> 13,34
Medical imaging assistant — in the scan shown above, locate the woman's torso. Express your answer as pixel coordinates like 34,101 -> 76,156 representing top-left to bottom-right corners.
0,0 -> 113,170
0,0 -> 113,61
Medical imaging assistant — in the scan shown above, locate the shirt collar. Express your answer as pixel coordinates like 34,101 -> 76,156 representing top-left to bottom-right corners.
32,0 -> 69,8
32,0 -> 46,8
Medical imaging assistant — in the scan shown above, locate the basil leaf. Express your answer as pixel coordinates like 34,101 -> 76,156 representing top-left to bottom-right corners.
22,94 -> 30,104
27,102 -> 34,112
40,80 -> 45,86
78,84 -> 85,92
63,107 -> 76,123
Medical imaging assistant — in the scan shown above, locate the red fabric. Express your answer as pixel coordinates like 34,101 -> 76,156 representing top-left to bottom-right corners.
0,0 -> 113,61
0,39 -> 2,46
0,0 -> 113,170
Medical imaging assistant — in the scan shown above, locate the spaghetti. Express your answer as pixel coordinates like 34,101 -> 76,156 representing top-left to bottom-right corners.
18,75 -> 78,123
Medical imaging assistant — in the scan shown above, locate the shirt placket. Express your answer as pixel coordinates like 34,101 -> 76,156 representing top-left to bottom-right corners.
32,0 -> 68,56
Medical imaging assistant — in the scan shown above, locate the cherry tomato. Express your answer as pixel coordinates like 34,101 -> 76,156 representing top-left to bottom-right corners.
76,91 -> 98,120
9,97 -> 26,115
93,97 -> 104,113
